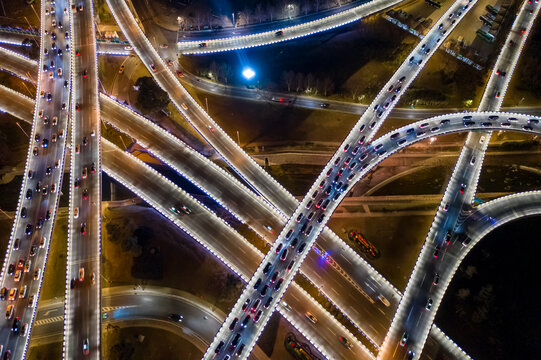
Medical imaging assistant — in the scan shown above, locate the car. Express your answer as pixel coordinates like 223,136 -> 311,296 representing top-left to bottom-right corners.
82,168 -> 87,179
400,331 -> 408,346
14,269 -> 22,282
151,64 -> 157,72
83,338 -> 89,355
8,288 -> 16,301
75,104 -> 80,111
17,259 -> 25,269
433,273 -> 440,285
82,189 -> 88,200
28,170 -> 34,179
118,65 -> 125,74
338,336 -> 352,348
5,305 -> 14,319
433,246 -> 440,258
29,245 -> 37,256
426,298 -> 433,311
176,70 -> 184,77
0,287 -> 7,301
80,223 -> 87,235
33,147 -> 38,156
407,350 -> 415,360
520,27 -> 526,34
62,103 -> 66,111
82,69 -> 87,78
199,43 -> 207,47
254,310 -> 263,322
25,224 -> 33,235
167,59 -> 173,66
21,322 -> 28,336
13,238 -> 20,250
57,68 -> 62,77
11,317 -> 20,335
260,284 -> 269,297
297,242 -> 306,253
444,230 -> 452,243
45,166 -> 52,176
79,267 -> 85,282
75,144 -> 80,154
229,317 -> 239,330
320,103 -> 330,108
275,30 -> 283,36
49,71 -> 54,79
90,130 -> 96,137
78,3 -> 84,11
20,207 -> 27,218
23,261 -> 31,273
214,340 -> 225,354
305,311 -> 317,324
42,138 -> 49,148
27,294 -> 35,308
280,248 -> 288,261
168,313 -> 183,322
8,263 -> 15,275
52,134 -> 57,143
70,278 -> 77,289
459,184 -> 466,193
270,271 -> 279,283
33,268 -> 41,280
286,260 -> 294,271
19,285 -> 28,298
470,157 -> 476,165
274,278 -> 284,290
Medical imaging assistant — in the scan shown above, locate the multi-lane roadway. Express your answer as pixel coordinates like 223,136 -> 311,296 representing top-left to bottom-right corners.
0,0 -> 73,357
378,0 -> 541,358
64,0 -> 102,358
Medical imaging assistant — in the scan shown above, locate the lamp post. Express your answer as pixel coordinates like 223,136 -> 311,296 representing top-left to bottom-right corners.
232,13 -> 235,28
176,16 -> 182,43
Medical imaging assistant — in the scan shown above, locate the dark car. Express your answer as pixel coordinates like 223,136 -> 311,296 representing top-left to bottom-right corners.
25,224 -> 33,236
80,223 -> 87,235
229,317 -> 239,330
11,317 -> 20,335
82,189 -> 88,200
8,263 -> 15,275
433,274 -> 440,285
425,298 -> 433,311
70,278 -> 77,289
168,313 -> 183,322
433,246 -> 440,258
275,30 -> 283,36
263,262 -> 271,274
253,278 -> 262,290
20,207 -> 27,218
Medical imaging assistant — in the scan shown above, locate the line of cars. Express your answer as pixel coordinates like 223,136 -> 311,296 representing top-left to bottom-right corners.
0,0 -> 70,355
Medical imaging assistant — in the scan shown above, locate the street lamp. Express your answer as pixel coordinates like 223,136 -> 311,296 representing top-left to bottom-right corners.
242,67 -> 256,80
176,16 -> 182,43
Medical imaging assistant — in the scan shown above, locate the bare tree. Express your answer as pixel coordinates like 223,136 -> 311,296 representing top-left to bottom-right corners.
282,70 -> 295,92
346,84 -> 360,101
254,3 -> 265,23
302,0 -> 311,15
210,61 -> 219,80
220,63 -> 233,84
192,5 -> 208,30
295,72 -> 304,92
267,4 -> 275,21
305,73 -> 315,92
322,76 -> 334,96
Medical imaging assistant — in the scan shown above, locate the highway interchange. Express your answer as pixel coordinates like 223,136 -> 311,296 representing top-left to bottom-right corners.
0,0 -> 539,358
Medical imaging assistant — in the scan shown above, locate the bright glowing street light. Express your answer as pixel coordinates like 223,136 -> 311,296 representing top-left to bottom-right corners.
242,67 -> 256,80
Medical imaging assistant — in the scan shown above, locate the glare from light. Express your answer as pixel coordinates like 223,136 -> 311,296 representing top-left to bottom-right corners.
242,67 -> 256,80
